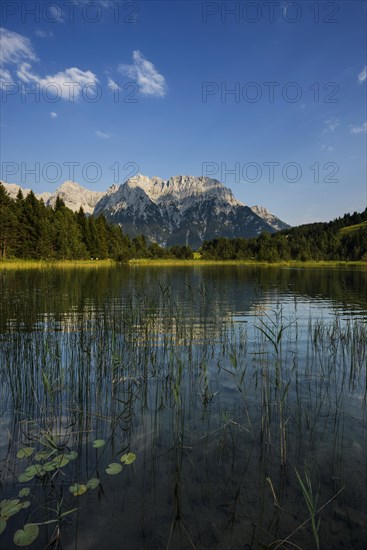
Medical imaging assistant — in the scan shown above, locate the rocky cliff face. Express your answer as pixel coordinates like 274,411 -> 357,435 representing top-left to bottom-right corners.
94,175 -> 289,247
2,175 -> 290,247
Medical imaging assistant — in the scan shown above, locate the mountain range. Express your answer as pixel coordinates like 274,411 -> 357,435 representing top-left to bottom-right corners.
2,175 -> 290,248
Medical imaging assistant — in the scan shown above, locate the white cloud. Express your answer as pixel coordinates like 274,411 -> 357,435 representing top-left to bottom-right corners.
323,118 -> 340,133
17,63 -> 98,101
0,27 -> 37,66
358,66 -> 367,83
95,130 -> 111,139
107,77 -> 119,91
0,67 -> 13,88
34,30 -> 54,38
350,122 -> 367,134
321,145 -> 334,152
118,50 -> 166,97
0,27 -> 97,100
50,111 -> 58,119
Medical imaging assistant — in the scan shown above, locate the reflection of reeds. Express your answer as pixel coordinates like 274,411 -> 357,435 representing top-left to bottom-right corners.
0,276 -> 366,549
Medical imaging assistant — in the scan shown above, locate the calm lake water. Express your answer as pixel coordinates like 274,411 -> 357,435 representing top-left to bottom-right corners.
0,265 -> 366,549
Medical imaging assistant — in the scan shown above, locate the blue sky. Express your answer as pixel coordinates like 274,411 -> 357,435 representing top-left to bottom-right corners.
1,0 -> 366,225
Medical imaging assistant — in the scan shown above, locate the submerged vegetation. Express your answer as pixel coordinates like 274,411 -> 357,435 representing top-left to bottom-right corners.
0,266 -> 366,548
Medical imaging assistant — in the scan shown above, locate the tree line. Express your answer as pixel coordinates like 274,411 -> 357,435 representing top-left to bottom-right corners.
201,209 -> 367,261
0,184 -> 193,261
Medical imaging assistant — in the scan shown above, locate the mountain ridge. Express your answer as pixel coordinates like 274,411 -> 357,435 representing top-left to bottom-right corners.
1,175 -> 290,247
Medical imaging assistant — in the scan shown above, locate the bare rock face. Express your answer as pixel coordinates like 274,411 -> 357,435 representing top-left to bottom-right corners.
46,181 -> 105,215
94,174 -> 290,247
250,205 -> 290,231
2,176 -> 290,247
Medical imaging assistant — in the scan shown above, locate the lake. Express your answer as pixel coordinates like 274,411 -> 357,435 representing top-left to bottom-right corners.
0,265 -> 366,549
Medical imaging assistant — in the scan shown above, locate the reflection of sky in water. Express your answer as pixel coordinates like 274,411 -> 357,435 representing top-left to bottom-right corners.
0,267 -> 366,549
2,266 -> 366,333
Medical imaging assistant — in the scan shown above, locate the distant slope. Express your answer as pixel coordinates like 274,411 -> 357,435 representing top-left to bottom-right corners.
202,208 -> 367,261
340,221 -> 367,234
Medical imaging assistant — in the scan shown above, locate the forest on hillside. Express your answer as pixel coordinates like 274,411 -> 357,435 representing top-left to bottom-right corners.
201,209 -> 367,261
0,184 -> 193,261
1,183 -> 366,262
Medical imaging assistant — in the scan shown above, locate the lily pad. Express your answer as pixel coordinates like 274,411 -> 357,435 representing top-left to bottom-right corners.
0,517 -> 6,535
34,450 -> 51,461
52,455 -> 70,468
13,524 -> 39,547
43,461 -> 57,472
106,463 -> 122,475
92,439 -> 105,449
0,499 -> 22,519
25,464 -> 44,476
121,452 -> 136,465
68,483 -> 87,496
18,488 -> 30,498
65,450 -> 78,460
18,472 -> 35,483
86,478 -> 100,490
16,447 -> 34,459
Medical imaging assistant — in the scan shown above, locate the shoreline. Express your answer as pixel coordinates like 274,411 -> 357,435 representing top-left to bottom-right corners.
1,258 -> 366,270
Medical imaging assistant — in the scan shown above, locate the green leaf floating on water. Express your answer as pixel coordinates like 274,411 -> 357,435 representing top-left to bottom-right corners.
69,483 -> 87,496
43,461 -> 57,472
121,452 -> 136,465
0,517 -> 6,535
64,450 -> 78,460
16,447 -> 34,459
106,463 -> 122,475
34,450 -> 53,461
92,439 -> 105,449
13,524 -> 39,547
0,499 -> 23,519
18,472 -> 35,483
18,488 -> 30,498
53,455 -> 70,468
86,478 -> 100,490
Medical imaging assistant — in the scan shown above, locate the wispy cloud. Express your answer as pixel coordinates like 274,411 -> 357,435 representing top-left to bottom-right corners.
118,50 -> 166,97
107,77 -> 119,91
34,30 -> 54,38
358,66 -> 367,83
50,112 -> 58,119
1,27 -> 96,99
0,28 -> 38,89
17,63 -> 98,101
0,67 -> 13,87
95,130 -> 111,139
349,122 -> 367,134
321,144 -> 334,152
0,27 -> 37,66
323,118 -> 340,133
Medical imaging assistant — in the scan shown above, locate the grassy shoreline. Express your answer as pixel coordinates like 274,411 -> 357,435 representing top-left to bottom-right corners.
0,259 -> 116,270
130,259 -> 367,267
1,258 -> 367,269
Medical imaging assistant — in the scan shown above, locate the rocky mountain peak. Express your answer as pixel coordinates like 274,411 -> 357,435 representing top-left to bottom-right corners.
1,176 -> 290,246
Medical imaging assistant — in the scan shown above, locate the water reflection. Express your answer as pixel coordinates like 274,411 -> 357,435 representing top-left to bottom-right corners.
0,266 -> 366,549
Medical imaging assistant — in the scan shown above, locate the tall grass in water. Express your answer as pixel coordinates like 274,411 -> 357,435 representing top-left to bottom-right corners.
0,277 -> 366,549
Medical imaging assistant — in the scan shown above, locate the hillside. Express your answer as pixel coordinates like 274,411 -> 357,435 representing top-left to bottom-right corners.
201,209 -> 367,262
